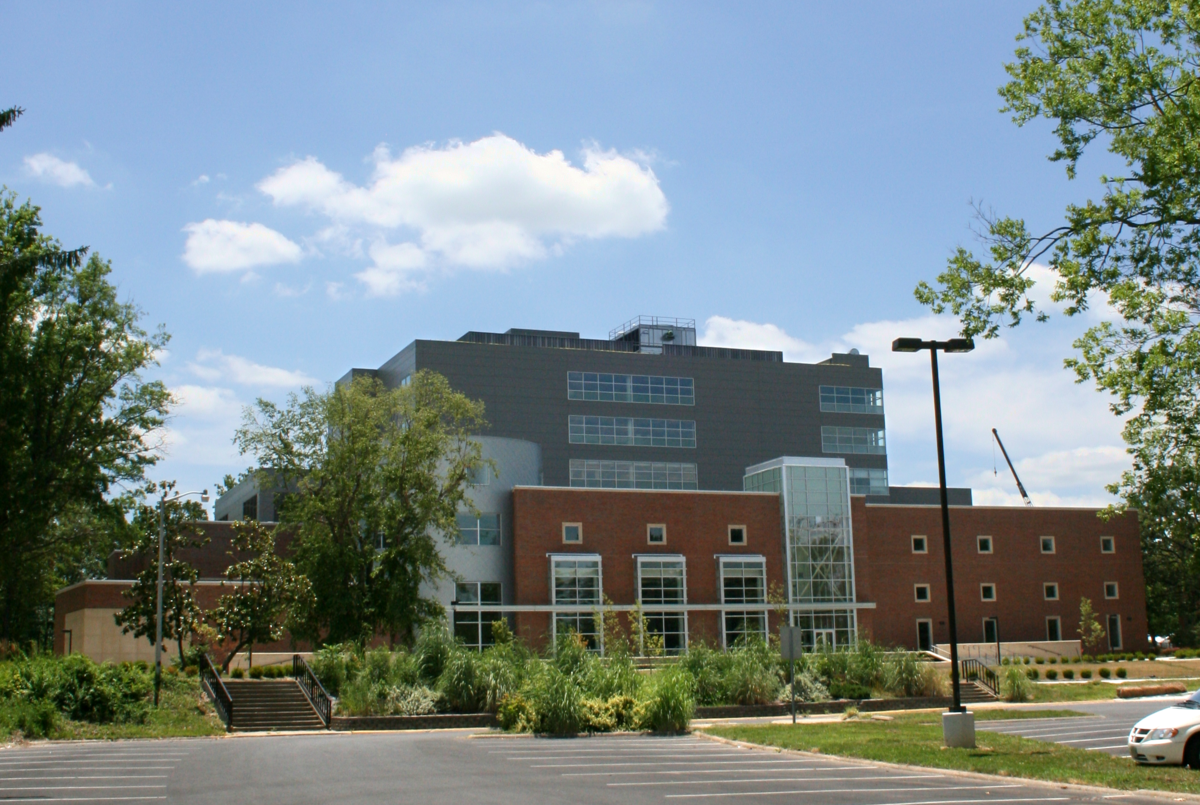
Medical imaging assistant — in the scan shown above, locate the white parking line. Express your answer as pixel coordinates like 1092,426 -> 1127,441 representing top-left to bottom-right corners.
0,776 -> 170,781
608,774 -> 946,787
663,783 -> 1025,799
561,764 -> 867,777
0,798 -> 166,802
984,727 -> 1130,739
1085,744 -> 1131,751
534,758 -> 839,768
0,767 -> 176,772
666,798 -> 1070,805
505,751 -> 751,760
0,785 -> 167,791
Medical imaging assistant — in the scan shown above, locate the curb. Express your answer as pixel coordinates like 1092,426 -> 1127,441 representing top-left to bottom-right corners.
694,730 -> 1200,803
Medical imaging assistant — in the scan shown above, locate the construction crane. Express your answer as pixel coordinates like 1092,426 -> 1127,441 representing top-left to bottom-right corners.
992,428 -> 1032,506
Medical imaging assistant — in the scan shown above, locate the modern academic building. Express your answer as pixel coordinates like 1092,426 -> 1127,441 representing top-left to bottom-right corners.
59,316 -> 1148,661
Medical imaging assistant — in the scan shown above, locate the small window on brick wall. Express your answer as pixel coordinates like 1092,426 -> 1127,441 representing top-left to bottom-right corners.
562,523 -> 582,544
977,536 -> 992,554
1104,582 -> 1119,599
1100,536 -> 1115,554
912,536 -> 927,554
728,525 -> 746,545
1044,582 -> 1059,601
980,583 -> 996,601
914,584 -> 931,602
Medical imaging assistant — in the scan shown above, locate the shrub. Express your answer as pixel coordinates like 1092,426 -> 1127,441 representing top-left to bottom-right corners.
581,697 -> 616,732
1062,669 -> 1075,680
883,653 -> 943,698
183,665 -> 198,677
231,668 -> 245,679
1048,657 -> 1057,665
829,681 -> 872,700
386,685 -> 440,716
249,666 -> 264,679
497,693 -> 534,732
1023,657 -> 1031,665
681,643 -> 732,706
1116,667 -> 1127,678
1081,669 -> 1093,679
309,643 -> 359,696
437,648 -> 486,712
477,648 -> 523,712
526,665 -> 584,735
1098,667 -> 1111,678
723,641 -> 782,705
1035,657 -> 1045,665
585,651 -> 640,701
1045,669 -> 1058,680
782,669 -> 831,702
635,666 -> 696,732
415,625 -> 455,684
0,699 -> 59,739
1003,666 -> 1031,702
1025,668 -> 1039,680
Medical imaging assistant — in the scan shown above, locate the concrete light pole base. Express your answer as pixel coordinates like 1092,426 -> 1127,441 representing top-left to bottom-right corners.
942,710 -> 975,748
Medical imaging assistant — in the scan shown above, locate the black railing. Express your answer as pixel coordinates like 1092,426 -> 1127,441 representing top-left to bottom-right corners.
293,654 -> 332,727
199,653 -> 233,729
960,658 -> 999,697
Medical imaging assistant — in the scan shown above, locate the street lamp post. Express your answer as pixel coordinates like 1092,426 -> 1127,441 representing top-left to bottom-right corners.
155,488 -> 208,707
892,336 -> 974,747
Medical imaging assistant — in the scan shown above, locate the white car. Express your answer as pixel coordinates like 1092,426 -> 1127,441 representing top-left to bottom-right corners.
1128,689 -> 1200,767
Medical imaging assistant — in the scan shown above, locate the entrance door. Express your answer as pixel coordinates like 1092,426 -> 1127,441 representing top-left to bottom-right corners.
983,618 -> 998,645
813,629 -> 836,651
1107,614 -> 1122,651
916,620 -> 933,652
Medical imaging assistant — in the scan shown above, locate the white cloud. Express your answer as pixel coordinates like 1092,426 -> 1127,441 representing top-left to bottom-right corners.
187,349 -> 316,388
257,134 -> 669,294
192,174 -> 210,186
701,313 -> 1129,506
181,219 -> 303,273
23,153 -> 95,188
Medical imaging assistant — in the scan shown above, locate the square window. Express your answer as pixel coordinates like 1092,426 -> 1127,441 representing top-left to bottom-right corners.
1046,617 -> 1062,642
977,536 -> 992,554
562,523 -> 582,544
1044,583 -> 1059,601
647,524 -> 666,545
911,535 -> 927,554
1104,582 -> 1119,599
914,584 -> 931,602
728,525 -> 746,545
1100,536 -> 1115,554
980,583 -> 996,601
1040,536 -> 1056,554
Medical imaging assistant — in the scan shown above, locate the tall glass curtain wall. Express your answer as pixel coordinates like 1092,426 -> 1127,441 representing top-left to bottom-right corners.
744,463 -> 859,650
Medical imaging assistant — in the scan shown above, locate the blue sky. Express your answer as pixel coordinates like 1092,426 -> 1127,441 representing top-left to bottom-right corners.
4,2 -> 1130,513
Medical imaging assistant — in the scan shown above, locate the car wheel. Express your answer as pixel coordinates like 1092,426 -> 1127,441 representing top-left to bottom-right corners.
1186,737 -> 1200,770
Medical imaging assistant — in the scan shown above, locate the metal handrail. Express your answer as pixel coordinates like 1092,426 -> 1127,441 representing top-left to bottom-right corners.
609,315 -> 696,340
960,658 -> 999,697
199,653 -> 233,729
293,654 -> 332,727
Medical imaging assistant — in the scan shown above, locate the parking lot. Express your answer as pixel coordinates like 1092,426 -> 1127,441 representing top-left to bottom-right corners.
976,698 -> 1182,756
0,727 -> 1180,805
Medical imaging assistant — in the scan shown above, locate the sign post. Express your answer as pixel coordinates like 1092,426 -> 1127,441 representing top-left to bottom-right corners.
780,625 -> 804,724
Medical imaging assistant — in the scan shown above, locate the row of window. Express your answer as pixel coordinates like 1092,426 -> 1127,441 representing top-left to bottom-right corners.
567,372 -> 695,405
568,459 -> 699,490
561,522 -> 747,546
913,581 -> 1120,602
911,535 -> 1117,555
914,614 -> 1124,650
819,385 -> 884,414
821,426 -> 886,455
849,468 -> 889,496
568,416 -> 697,448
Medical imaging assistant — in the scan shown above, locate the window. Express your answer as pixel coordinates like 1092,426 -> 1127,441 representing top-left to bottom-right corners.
1100,536 -> 1115,554
916,619 -> 933,652
980,583 -> 996,601
453,582 -> 502,650
977,536 -> 992,554
1046,616 -> 1062,642
637,557 -> 687,654
1044,583 -> 1059,601
242,495 -> 258,521
562,523 -> 582,544
570,459 -> 698,490
467,464 -> 489,486
821,426 -> 886,455
983,618 -> 998,644
1040,536 -> 1056,554
819,385 -> 884,414
647,524 -> 666,545
567,371 -> 694,405
1104,582 -> 1119,599
914,584 -> 931,602
849,467 -> 889,496
728,525 -> 746,545
552,556 -> 602,650
911,536 -> 927,554
568,416 -> 696,448
719,558 -> 766,648
1107,614 -> 1122,651
456,513 -> 501,546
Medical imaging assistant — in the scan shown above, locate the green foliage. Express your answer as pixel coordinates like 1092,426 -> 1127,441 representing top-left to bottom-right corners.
1046,669 -> 1059,680
828,681 -> 872,700
497,692 -> 533,732
1077,597 -> 1106,655
414,624 -> 455,683
309,643 -> 360,697
1003,666 -> 1032,702
1063,669 -> 1075,680
1027,668 -> 1040,680
0,698 -> 60,738
0,653 -> 151,727
882,652 -> 945,698
1116,667 -> 1128,678
680,640 -> 784,706
635,666 -> 696,732
235,372 -> 488,645
525,663 -> 584,735
212,520 -> 313,672
437,648 -> 485,712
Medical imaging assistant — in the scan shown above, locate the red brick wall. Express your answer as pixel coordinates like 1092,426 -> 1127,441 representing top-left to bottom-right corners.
854,503 -> 1147,651
511,487 -> 784,648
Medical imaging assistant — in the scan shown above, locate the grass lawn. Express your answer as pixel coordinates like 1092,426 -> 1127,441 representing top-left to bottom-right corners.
2,677 -> 226,742
704,710 -> 1200,795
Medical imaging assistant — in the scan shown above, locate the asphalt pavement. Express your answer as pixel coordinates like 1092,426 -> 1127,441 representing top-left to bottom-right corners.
976,697 -> 1187,756
0,726 -> 1182,805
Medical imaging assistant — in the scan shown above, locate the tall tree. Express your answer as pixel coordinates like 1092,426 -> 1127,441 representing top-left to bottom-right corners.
211,520 -> 313,671
913,0 -> 1200,646
113,485 -> 208,665
235,371 -> 487,646
0,109 -> 171,642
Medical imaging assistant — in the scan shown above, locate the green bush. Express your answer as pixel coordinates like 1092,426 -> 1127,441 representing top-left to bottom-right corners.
415,626 -> 455,684
0,699 -> 60,739
437,648 -> 486,712
680,643 -> 732,706
1045,669 -> 1058,680
249,666 -> 264,679
1062,669 -> 1075,680
724,641 -> 782,705
782,669 -> 831,702
1003,666 -> 1031,702
497,692 -> 534,732
829,681 -> 872,700
1035,657 -> 1045,665
883,653 -> 939,697
1025,668 -> 1039,680
579,696 -> 637,732
230,668 -> 245,679
1048,657 -> 1057,665
309,643 -> 359,696
1099,667 -> 1111,679
526,664 -> 584,735
1080,669 -> 1093,679
635,666 -> 695,732
1116,667 -> 1127,678
0,654 -> 152,726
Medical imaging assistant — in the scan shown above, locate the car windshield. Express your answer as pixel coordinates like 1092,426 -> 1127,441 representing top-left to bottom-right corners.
1175,689 -> 1200,708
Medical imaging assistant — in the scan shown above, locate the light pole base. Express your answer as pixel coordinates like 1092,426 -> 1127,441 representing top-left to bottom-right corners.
942,710 -> 975,748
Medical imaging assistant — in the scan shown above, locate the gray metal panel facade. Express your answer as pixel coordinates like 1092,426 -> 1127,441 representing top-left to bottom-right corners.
381,339 -> 887,491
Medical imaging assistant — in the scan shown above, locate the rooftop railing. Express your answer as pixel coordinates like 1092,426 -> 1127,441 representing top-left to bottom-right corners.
609,316 -> 697,341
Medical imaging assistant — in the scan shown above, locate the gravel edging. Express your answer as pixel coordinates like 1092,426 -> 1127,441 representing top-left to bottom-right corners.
331,713 -> 497,731
694,730 -> 1200,803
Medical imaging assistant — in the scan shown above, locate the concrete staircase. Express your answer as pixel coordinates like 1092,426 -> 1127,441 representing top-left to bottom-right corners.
959,680 -> 999,704
223,679 -> 326,732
